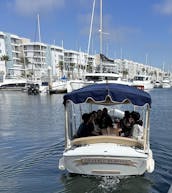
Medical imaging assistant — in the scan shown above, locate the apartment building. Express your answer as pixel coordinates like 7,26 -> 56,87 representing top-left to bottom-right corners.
64,50 -> 95,79
0,31 -> 168,81
21,41 -> 64,78
0,31 -> 25,77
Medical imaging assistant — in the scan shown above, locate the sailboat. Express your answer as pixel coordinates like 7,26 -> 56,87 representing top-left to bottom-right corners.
66,0 -> 130,93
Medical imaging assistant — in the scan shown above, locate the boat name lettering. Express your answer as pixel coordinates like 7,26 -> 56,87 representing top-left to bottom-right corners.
75,158 -> 136,166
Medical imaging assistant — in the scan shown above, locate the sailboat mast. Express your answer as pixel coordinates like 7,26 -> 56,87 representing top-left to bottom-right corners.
86,0 -> 96,73
37,14 -> 42,42
99,0 -> 103,73
37,13 -> 44,73
100,0 -> 103,54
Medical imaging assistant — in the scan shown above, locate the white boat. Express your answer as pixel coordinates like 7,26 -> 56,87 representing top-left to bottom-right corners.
66,79 -> 91,93
66,72 -> 131,93
49,80 -> 67,94
132,75 -> 154,90
85,72 -> 131,85
26,78 -> 49,95
59,83 -> 154,176
0,76 -> 27,91
154,80 -> 162,88
162,76 -> 171,88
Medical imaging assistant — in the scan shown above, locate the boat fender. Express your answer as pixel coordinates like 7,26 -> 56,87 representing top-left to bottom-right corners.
59,157 -> 65,170
146,151 -> 155,173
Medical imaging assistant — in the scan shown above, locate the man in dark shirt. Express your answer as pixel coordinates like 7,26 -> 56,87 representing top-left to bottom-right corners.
100,108 -> 113,135
77,113 -> 94,137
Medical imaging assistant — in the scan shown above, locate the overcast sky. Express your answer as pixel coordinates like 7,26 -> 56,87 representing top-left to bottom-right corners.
1,0 -> 172,71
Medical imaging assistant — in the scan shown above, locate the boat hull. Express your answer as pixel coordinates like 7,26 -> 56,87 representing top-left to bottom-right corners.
59,143 -> 149,176
132,82 -> 154,90
66,80 -> 92,93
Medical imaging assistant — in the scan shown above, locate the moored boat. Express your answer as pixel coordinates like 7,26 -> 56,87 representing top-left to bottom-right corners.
0,76 -> 27,91
59,83 -> 154,176
66,72 -> 131,93
132,75 -> 154,91
49,80 -> 67,94
154,80 -> 162,88
162,76 -> 171,88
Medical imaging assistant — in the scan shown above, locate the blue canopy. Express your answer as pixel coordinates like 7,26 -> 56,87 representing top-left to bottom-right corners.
63,83 -> 151,107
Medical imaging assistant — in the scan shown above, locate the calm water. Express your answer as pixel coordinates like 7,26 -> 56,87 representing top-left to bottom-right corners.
0,89 -> 172,193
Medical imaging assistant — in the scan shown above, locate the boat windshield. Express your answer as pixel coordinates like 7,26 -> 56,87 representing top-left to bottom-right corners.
134,76 -> 145,81
85,75 -> 119,81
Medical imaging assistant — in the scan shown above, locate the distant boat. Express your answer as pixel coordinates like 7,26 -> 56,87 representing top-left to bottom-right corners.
132,75 -> 154,90
59,83 -> 155,176
162,76 -> 171,88
26,78 -> 49,95
154,80 -> 162,88
66,79 -> 90,93
84,72 -> 131,85
0,76 -> 27,91
66,72 -> 131,93
49,79 -> 67,94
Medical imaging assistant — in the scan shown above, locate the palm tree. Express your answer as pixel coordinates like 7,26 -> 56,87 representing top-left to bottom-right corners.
0,55 -> 10,75
20,57 -> 30,77
142,67 -> 145,74
122,69 -> 128,79
58,61 -> 64,77
70,63 -> 75,79
86,63 -> 93,73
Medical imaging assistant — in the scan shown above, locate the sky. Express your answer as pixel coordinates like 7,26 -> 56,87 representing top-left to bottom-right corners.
0,0 -> 172,71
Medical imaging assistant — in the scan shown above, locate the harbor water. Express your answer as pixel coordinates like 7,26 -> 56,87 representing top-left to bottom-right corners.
0,89 -> 172,193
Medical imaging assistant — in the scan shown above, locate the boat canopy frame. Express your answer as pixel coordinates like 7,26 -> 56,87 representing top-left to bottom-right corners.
63,83 -> 151,107
63,83 -> 151,151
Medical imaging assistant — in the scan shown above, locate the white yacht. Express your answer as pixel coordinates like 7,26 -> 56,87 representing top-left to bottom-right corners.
162,76 -> 171,88
66,79 -> 90,93
154,80 -> 162,88
66,72 -> 131,93
132,75 -> 154,90
0,75 -> 27,91
84,72 -> 131,85
49,80 -> 67,94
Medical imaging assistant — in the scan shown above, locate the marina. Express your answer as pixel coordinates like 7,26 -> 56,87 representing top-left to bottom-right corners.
0,0 -> 172,192
0,88 -> 172,193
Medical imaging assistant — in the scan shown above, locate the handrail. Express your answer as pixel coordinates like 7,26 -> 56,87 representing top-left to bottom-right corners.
71,135 -> 144,149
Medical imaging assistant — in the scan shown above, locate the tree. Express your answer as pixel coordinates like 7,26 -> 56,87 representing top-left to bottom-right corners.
70,63 -> 75,79
142,67 -> 145,74
20,57 -> 30,77
86,63 -> 93,73
122,69 -> 128,79
58,61 -> 64,77
0,55 -> 10,75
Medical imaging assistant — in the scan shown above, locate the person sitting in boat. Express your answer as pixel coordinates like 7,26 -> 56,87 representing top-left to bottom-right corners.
88,111 -> 101,136
94,109 -> 103,133
76,113 -> 91,137
131,118 -> 144,140
88,111 -> 101,135
100,107 -> 113,135
76,113 -> 98,138
120,111 -> 135,137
